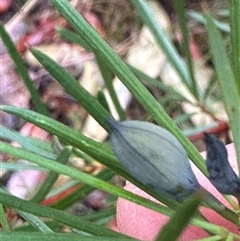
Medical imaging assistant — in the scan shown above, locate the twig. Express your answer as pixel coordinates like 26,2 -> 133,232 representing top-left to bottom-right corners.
5,0 -> 40,32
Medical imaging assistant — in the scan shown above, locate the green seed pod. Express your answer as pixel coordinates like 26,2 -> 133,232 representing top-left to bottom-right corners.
108,119 -> 200,202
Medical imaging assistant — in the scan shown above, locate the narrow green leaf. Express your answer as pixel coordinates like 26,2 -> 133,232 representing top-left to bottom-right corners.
155,192 -> 202,241
58,28 -> 125,120
0,204 -> 10,231
30,47 -> 112,132
128,64 -> 192,103
1,232 -> 134,241
16,211 -> 54,233
230,0 -> 240,94
130,0 -> 196,98
174,113 -> 195,125
31,146 -> 72,203
202,74 -> 218,101
83,207 -> 116,222
0,23 -> 49,116
96,56 -> 126,120
97,91 -> 111,113
14,220 -> 62,232
0,125 -> 55,159
188,11 -> 230,33
50,167 -> 115,210
0,163 -> 47,171
57,27 -> 92,51
173,0 -> 199,100
45,180 -> 79,200
0,192 -> 130,238
73,148 -> 96,164
205,13 -> 240,165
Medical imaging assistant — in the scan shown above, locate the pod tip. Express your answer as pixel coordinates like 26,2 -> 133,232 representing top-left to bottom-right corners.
106,118 -> 120,132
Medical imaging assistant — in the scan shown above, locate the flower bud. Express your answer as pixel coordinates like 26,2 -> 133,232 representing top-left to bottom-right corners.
108,119 -> 200,202
205,133 -> 240,198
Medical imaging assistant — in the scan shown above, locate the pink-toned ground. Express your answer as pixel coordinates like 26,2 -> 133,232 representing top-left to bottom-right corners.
116,143 -> 239,240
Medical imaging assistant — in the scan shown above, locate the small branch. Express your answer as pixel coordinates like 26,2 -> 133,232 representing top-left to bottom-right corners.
5,0 -> 40,32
